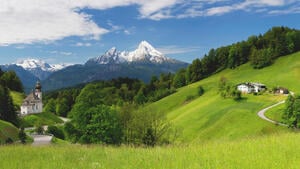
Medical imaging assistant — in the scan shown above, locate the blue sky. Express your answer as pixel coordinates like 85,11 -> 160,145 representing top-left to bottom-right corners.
0,0 -> 300,64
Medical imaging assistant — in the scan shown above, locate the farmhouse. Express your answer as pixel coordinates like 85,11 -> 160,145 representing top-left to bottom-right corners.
20,81 -> 43,115
237,82 -> 267,93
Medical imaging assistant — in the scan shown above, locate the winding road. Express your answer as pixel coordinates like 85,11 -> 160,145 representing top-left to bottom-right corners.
25,117 -> 70,146
257,100 -> 288,126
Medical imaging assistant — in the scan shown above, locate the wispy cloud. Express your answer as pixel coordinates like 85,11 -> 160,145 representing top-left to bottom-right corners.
157,45 -> 200,55
49,50 -> 73,56
75,42 -> 92,47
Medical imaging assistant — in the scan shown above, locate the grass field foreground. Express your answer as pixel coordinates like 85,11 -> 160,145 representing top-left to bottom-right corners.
1,132 -> 300,169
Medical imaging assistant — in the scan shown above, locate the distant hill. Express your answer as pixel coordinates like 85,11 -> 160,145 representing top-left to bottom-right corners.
43,41 -> 188,91
143,51 -> 300,142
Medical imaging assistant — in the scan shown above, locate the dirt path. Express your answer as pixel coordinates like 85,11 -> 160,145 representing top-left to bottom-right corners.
257,101 -> 287,126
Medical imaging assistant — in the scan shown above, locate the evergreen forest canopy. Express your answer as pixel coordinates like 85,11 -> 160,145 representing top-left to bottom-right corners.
0,69 -> 23,126
183,26 -> 300,85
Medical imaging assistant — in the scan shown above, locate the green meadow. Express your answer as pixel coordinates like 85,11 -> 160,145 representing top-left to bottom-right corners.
145,52 -> 300,142
1,132 -> 300,169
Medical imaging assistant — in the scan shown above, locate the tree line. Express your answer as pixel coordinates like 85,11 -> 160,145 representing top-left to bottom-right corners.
180,26 -> 300,86
43,77 -> 186,146
0,68 -> 23,126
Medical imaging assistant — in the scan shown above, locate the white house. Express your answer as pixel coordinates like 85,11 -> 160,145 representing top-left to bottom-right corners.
237,82 -> 266,94
251,82 -> 267,93
237,83 -> 254,93
20,81 -> 43,115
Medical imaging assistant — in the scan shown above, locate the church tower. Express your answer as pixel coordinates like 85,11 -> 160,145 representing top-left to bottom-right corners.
35,81 -> 42,100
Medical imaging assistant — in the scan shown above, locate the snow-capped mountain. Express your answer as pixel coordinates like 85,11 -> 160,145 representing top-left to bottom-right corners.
1,59 -> 71,85
86,47 -> 126,65
16,59 -> 68,72
86,41 -> 178,65
125,41 -> 171,63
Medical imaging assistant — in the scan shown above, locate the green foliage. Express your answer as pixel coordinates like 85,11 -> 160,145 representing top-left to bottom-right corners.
119,107 -> 173,146
0,85 -> 18,126
250,47 -> 274,69
44,98 -> 56,113
143,128 -> 155,147
71,105 -> 122,144
0,71 -> 23,92
18,127 -> 26,144
197,85 -> 204,96
35,125 -> 44,134
55,98 -> 69,117
218,77 -> 241,100
282,94 -> 300,128
47,125 -> 65,140
172,69 -> 186,88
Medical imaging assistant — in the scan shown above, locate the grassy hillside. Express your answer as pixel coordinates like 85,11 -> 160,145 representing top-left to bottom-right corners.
21,112 -> 63,127
0,120 -> 18,143
265,103 -> 285,123
145,51 -> 300,142
1,132 -> 300,169
10,91 -> 25,108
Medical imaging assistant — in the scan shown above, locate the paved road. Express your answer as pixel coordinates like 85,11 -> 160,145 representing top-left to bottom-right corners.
257,101 -> 288,126
31,135 -> 53,146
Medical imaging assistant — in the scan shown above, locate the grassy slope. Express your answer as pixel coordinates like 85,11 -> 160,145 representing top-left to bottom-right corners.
265,103 -> 285,123
0,120 -> 18,143
10,91 -> 25,107
146,52 -> 300,142
1,132 -> 300,169
21,112 -> 64,127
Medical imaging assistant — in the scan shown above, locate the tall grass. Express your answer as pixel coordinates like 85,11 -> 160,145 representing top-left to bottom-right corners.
1,132 -> 300,169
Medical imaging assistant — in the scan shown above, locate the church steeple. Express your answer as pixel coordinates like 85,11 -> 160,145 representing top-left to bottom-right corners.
35,81 -> 42,92
35,81 -> 42,99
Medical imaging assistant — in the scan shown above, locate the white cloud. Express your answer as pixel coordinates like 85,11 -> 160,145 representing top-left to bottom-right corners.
0,0 -> 298,46
157,45 -> 200,55
75,42 -> 92,47
49,50 -> 73,56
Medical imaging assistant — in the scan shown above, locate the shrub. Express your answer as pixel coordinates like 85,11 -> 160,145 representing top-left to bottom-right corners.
47,125 -> 65,140
198,86 -> 204,96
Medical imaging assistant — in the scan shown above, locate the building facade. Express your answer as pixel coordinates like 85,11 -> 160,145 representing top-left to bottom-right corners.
20,81 -> 43,115
237,82 -> 266,94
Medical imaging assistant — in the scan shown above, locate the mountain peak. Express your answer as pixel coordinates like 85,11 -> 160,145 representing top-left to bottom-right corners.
16,59 -> 51,70
107,47 -> 117,56
86,40 -> 184,65
138,41 -> 155,50
15,58 -> 69,72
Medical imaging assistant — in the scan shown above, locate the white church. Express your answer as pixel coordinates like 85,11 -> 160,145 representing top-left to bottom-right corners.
20,81 -> 43,115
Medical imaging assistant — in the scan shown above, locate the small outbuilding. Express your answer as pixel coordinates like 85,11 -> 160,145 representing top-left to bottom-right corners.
275,87 -> 289,95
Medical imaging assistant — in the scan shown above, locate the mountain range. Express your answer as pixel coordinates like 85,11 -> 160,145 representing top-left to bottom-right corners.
1,41 -> 188,91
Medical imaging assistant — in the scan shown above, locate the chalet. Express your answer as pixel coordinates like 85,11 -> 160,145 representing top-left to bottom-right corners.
237,82 -> 267,94
20,81 -> 43,115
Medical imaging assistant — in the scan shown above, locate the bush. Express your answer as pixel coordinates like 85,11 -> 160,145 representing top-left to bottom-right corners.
198,86 -> 204,96
47,125 -> 65,140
